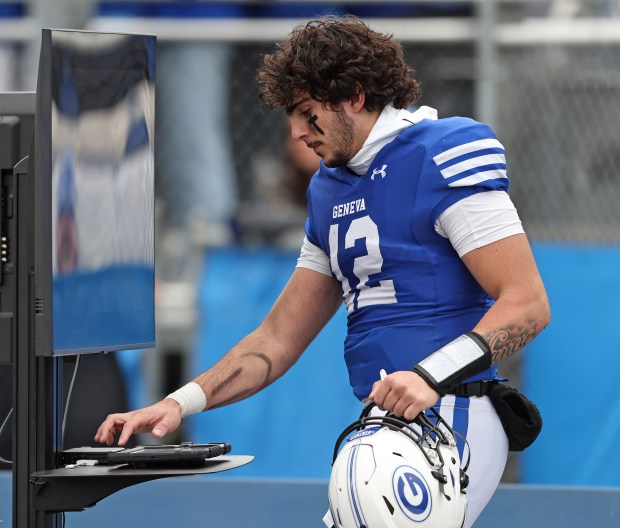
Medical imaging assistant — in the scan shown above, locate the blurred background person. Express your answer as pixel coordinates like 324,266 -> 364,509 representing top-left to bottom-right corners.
236,118 -> 320,249
0,1 -> 22,92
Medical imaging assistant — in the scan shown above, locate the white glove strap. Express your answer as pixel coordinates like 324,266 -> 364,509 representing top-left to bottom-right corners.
166,382 -> 207,418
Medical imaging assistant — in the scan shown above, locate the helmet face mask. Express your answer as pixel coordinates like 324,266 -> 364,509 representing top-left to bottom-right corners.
328,408 -> 468,528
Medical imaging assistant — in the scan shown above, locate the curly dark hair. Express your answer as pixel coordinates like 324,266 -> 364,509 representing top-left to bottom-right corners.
257,15 -> 421,112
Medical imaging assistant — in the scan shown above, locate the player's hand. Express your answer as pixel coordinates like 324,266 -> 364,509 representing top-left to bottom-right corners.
94,398 -> 182,446
368,371 -> 440,421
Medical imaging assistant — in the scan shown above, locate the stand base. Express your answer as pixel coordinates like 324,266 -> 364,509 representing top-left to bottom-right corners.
30,455 -> 254,512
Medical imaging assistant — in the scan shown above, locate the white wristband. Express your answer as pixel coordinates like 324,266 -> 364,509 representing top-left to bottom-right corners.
166,382 -> 207,418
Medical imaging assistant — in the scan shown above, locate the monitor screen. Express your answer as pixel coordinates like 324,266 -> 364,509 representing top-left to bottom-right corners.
35,29 -> 156,355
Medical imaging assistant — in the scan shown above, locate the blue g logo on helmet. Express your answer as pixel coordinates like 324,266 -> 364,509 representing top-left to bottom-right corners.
391,465 -> 432,522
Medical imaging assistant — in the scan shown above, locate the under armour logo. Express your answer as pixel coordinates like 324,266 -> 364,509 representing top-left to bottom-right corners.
371,164 -> 387,180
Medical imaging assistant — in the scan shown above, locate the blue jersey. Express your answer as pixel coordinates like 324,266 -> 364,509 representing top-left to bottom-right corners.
305,117 -> 510,400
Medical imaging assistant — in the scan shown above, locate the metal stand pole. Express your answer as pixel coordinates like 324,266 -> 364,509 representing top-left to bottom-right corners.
11,148 -> 63,528
476,0 -> 499,129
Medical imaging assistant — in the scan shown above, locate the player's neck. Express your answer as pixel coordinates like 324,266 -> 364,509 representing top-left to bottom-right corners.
350,109 -> 382,159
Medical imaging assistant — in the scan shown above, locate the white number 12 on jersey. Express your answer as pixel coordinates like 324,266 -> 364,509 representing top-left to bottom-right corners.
329,215 -> 397,313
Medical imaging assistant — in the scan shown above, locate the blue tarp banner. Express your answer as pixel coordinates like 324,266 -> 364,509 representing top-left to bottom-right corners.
523,244 -> 620,486
188,246 -> 358,478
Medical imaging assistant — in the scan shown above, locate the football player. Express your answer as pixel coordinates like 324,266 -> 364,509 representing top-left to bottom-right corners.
95,16 -> 550,527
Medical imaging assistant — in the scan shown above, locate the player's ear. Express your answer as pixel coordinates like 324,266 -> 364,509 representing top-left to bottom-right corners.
349,82 -> 366,112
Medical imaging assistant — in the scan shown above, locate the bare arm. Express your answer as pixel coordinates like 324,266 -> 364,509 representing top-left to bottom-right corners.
370,233 -> 550,420
195,267 -> 343,410
463,233 -> 550,362
95,268 -> 342,445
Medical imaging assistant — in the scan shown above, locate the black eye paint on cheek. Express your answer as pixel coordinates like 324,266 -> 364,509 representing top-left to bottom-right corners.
308,114 -> 325,135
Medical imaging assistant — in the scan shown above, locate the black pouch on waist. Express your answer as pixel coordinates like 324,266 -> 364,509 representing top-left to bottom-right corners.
486,382 -> 543,451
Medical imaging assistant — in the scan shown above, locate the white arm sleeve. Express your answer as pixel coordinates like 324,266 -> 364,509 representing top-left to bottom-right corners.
435,191 -> 525,257
296,236 -> 332,276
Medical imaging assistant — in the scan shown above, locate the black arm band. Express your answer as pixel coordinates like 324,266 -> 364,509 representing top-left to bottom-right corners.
412,332 -> 493,396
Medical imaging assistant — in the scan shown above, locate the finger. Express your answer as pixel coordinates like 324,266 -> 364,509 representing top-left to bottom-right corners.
95,420 -> 112,442
382,390 -> 400,413
96,416 -> 128,444
117,420 -> 139,446
97,427 -> 117,446
94,427 -> 104,444
368,381 -> 380,401
403,403 -> 422,422
369,381 -> 388,406
152,418 -> 171,438
392,399 -> 410,419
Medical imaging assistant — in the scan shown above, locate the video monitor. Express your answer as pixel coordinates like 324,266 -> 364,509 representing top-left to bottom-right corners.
34,29 -> 156,355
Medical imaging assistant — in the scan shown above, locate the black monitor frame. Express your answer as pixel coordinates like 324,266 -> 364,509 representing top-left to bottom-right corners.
34,28 -> 157,357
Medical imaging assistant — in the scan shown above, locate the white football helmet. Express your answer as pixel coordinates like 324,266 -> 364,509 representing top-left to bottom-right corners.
328,407 -> 468,528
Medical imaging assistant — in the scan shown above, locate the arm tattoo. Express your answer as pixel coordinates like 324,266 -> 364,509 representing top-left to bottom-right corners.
483,321 -> 543,363
209,352 -> 273,409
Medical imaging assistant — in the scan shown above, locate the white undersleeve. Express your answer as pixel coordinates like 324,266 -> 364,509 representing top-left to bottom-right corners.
297,236 -> 333,276
435,191 -> 524,257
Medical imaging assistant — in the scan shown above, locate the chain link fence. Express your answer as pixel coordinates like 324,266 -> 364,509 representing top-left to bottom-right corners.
6,8 -> 619,245
222,35 -> 620,245
497,42 -> 620,242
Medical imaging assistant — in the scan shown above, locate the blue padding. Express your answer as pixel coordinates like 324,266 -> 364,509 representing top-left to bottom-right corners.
95,1 -> 472,19
248,3 -> 346,18
155,3 -> 246,18
188,246 -> 359,478
0,473 -> 330,528
0,3 -> 24,18
523,244 -> 620,486
2,472 -> 619,527
475,484 -> 620,528
97,1 -> 344,19
97,2 -> 154,17
97,2 -> 246,18
348,2 -> 472,18
59,482 -> 620,528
